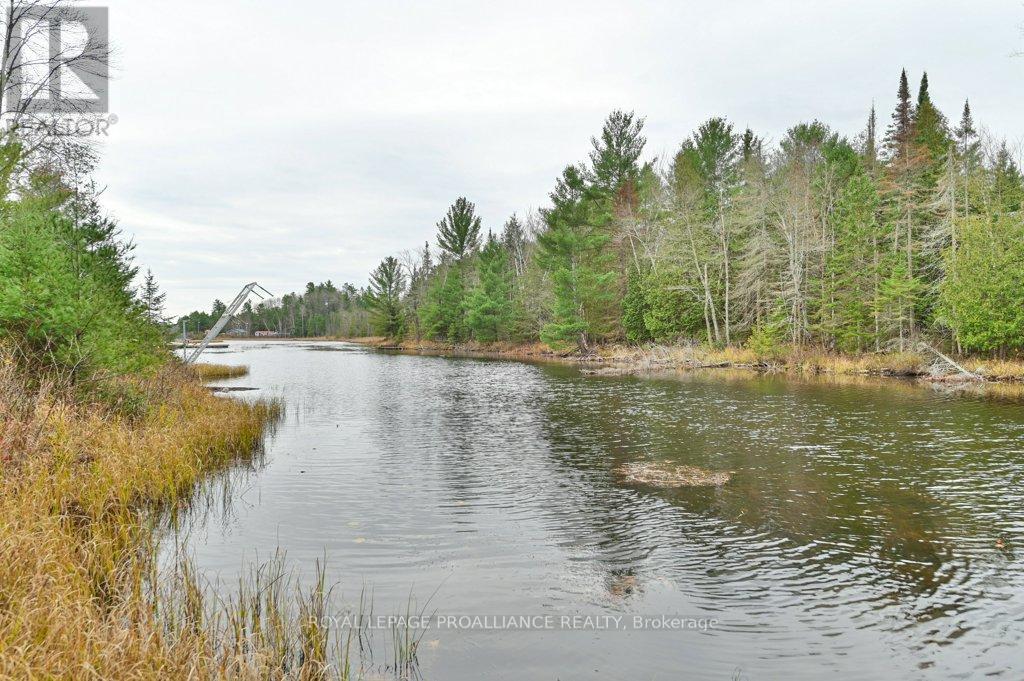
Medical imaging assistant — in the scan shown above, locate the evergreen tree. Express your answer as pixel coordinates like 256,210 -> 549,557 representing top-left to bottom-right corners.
820,168 -> 882,351
741,128 -> 764,164
621,268 -> 651,343
341,73 -> 1024,361
954,100 -> 979,161
861,104 -> 879,170
0,158 -> 162,379
939,213 -> 1024,353
466,234 -> 513,342
367,256 -> 406,338
139,268 -> 168,325
436,197 -> 482,258
912,72 -> 950,163
420,264 -> 467,341
537,165 -> 617,352
500,214 -> 527,277
884,69 -> 915,162
211,299 -> 226,319
991,144 -> 1024,213
588,110 -> 646,196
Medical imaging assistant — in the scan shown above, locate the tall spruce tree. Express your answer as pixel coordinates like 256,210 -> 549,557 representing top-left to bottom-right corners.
367,256 -> 406,338
140,269 -> 167,325
913,72 -> 950,163
885,69 -> 915,162
881,70 -> 926,340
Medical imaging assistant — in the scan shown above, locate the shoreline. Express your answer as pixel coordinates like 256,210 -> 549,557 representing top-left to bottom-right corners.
334,336 -> 1024,386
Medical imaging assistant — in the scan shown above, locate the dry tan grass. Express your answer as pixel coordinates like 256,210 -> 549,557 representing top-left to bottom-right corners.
964,358 -> 1024,381
785,349 -> 928,376
191,363 -> 250,380
0,358 -> 335,679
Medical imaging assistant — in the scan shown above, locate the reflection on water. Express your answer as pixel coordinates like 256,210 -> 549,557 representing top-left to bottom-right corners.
176,341 -> 1024,680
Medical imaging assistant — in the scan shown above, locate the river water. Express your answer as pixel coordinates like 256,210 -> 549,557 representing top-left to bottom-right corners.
180,340 -> 1024,680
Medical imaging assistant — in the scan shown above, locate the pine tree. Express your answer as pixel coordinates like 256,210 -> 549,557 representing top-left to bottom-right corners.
420,264 -> 467,341
588,110 -> 646,197
466,234 -> 513,342
537,165 -> 617,352
436,197 -> 482,259
426,198 -> 484,341
500,214 -> 527,277
367,256 -> 406,338
139,268 -> 167,325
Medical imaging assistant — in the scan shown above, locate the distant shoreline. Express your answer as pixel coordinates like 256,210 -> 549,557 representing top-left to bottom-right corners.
332,336 -> 1024,391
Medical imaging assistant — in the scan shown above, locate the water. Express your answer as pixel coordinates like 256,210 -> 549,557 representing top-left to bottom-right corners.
180,341 -> 1024,679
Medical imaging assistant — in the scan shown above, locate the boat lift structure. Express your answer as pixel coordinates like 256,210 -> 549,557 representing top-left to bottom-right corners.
183,282 -> 273,364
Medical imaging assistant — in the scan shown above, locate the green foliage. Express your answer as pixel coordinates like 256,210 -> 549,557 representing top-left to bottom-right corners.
884,69 -> 915,161
0,164 -> 163,381
588,110 -> 646,195
913,73 -> 951,164
747,303 -> 789,360
436,197 -> 482,258
183,78 -> 1024,362
537,165 -> 617,351
621,269 -> 651,343
685,117 -> 740,218
643,269 -> 704,342
420,264 -> 467,341
367,256 -> 406,338
992,144 -> 1024,213
876,258 -> 923,348
140,269 -> 168,325
819,168 -> 882,352
466,235 -> 513,342
939,214 -> 1024,353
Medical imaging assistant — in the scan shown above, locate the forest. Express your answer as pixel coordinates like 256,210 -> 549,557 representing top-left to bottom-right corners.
181,70 -> 1024,358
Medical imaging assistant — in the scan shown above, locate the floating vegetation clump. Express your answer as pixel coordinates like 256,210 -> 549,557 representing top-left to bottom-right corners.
617,461 -> 732,487
192,363 -> 249,380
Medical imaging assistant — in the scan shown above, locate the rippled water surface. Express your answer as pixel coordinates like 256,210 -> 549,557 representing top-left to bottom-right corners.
181,341 -> 1024,680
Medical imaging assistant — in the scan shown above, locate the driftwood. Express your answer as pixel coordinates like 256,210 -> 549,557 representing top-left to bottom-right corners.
917,342 -> 984,381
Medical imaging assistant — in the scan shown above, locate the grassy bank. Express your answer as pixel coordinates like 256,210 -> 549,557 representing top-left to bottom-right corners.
0,357 -> 295,677
1,356 -> 429,679
341,337 -> 1024,383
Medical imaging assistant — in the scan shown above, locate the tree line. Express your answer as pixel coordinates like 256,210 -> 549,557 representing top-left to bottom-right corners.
181,70 -> 1024,356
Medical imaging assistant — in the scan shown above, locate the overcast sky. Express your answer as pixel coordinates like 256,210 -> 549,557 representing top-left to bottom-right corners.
93,0 -> 1024,316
